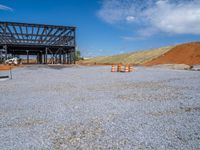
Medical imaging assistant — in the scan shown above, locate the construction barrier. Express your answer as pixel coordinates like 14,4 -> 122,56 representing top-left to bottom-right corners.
117,64 -> 122,72
111,64 -> 134,73
125,64 -> 129,72
129,65 -> 133,72
111,65 -> 115,72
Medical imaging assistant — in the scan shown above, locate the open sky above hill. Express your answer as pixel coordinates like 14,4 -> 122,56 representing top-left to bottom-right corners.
0,0 -> 200,57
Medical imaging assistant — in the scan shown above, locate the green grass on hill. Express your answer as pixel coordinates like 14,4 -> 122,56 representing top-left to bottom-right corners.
80,46 -> 174,65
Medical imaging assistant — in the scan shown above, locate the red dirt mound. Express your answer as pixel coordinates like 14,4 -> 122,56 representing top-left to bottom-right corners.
145,42 -> 200,66
0,65 -> 16,71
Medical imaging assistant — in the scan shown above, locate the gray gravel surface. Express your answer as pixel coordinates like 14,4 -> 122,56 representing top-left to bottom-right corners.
0,65 -> 200,150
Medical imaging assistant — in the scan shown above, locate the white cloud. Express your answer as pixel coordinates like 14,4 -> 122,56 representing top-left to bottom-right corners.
98,0 -> 200,36
98,0 -> 127,24
126,16 -> 135,23
137,27 -> 158,37
0,4 -> 13,11
146,0 -> 200,34
121,36 -> 136,41
98,49 -> 103,52
119,50 -> 124,54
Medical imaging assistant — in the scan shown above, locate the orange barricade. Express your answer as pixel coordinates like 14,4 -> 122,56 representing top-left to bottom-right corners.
125,64 -> 129,72
129,65 -> 133,72
111,65 -> 115,72
117,64 -> 122,72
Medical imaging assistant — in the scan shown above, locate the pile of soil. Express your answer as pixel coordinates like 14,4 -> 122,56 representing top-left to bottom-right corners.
0,65 -> 15,71
151,64 -> 192,70
145,42 -> 200,66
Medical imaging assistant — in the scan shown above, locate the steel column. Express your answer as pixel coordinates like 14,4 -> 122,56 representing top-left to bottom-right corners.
73,51 -> 76,64
39,52 -> 42,64
59,49 -> 62,64
45,48 -> 48,64
0,50 -> 2,62
43,53 -> 45,64
26,50 -> 29,64
63,53 -> 66,64
3,45 -> 7,60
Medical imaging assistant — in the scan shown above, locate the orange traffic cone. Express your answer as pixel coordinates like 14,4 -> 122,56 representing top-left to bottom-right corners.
111,65 -> 115,72
129,65 -> 133,72
117,64 -> 122,72
125,64 -> 129,72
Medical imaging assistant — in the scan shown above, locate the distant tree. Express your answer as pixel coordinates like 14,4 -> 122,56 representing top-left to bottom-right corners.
75,50 -> 83,61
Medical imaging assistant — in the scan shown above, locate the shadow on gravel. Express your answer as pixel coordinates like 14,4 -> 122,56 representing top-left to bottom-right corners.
24,65 -> 78,70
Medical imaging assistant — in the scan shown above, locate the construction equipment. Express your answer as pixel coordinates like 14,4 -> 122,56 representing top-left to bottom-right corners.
5,57 -> 20,65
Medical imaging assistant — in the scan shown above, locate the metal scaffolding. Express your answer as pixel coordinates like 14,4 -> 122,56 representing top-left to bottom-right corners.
0,21 -> 76,64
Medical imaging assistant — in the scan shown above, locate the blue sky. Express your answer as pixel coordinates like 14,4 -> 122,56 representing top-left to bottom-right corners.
0,0 -> 200,57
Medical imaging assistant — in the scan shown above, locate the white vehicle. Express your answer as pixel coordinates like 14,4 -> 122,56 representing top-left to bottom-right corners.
5,57 -> 19,65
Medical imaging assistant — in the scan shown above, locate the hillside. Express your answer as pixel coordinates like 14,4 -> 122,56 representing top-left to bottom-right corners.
145,42 -> 200,66
79,46 -> 174,65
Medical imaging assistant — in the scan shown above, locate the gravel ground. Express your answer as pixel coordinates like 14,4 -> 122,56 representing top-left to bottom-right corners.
0,65 -> 200,150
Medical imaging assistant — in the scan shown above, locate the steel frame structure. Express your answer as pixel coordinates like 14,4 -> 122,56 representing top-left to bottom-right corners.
0,21 -> 76,64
